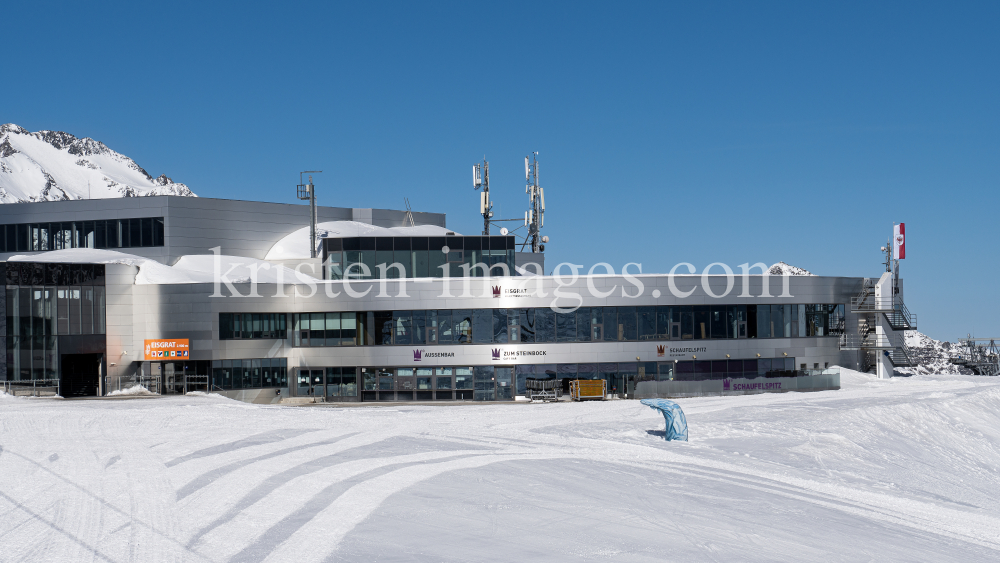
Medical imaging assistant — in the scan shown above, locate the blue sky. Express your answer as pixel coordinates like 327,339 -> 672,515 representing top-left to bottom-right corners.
4,1 -> 998,341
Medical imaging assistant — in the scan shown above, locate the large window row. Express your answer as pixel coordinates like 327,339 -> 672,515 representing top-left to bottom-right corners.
210,358 -> 289,390
1,217 -> 165,252
322,236 -> 515,280
6,286 -> 107,338
297,367 -> 359,398
219,313 -> 287,340
5,263 -> 106,286
287,359 -> 803,400
288,304 -> 846,347
514,357 -> 802,394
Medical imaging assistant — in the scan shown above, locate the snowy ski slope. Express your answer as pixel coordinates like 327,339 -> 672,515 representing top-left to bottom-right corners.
1,369 -> 999,562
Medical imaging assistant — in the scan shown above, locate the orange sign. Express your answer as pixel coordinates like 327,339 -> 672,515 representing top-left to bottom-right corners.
144,339 -> 190,360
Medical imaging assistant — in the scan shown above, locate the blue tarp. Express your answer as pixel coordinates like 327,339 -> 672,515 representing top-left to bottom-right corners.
640,399 -> 689,441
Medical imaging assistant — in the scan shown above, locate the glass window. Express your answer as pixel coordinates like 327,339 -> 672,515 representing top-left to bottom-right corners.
680,306 -> 693,340
141,218 -> 153,247
341,368 -> 357,396
94,286 -> 105,334
693,306 -> 709,340
535,308 -> 554,342
153,218 -> 165,246
619,307 -> 637,341
128,218 -> 141,248
81,286 -> 94,335
326,312 -> 341,346
455,367 -> 473,389
472,309 -> 492,344
576,307 -> 591,342
310,312 -> 325,344
519,308 -> 535,343
711,306 -> 727,339
342,313 -> 357,346
493,309 -> 508,343
507,309 -> 520,342
393,311 -> 412,345
375,311 -> 393,345
771,305 -> 784,338
453,310 -> 472,343
412,310 -> 425,345
758,305 -> 771,338
436,310 -> 452,343
556,310 -> 576,342
638,307 -> 656,341
655,306 -> 670,340
68,287 -> 82,335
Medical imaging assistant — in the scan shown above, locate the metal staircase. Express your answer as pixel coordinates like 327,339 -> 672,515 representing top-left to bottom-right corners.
843,278 -> 917,371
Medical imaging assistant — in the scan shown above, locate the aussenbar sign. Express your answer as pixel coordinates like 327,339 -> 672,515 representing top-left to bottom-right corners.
145,339 -> 190,360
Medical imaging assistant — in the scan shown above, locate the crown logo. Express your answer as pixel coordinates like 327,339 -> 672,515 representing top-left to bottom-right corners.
413,349 -> 422,361
723,379 -> 731,391
656,345 -> 665,357
491,348 -> 501,360
492,285 -> 501,297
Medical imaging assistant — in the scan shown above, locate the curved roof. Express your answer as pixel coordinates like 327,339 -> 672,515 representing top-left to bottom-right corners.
265,220 -> 458,260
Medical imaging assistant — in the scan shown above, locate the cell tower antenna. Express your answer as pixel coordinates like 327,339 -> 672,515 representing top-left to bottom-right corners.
465,153 -> 543,252
472,157 -> 492,235
296,170 -> 322,258
523,152 -> 546,253
404,198 -> 415,227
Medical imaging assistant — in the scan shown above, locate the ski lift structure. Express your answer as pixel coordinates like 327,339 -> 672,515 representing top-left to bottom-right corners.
950,337 -> 1000,376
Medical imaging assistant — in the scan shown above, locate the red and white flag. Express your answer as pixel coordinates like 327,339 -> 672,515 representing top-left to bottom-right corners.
893,223 -> 905,259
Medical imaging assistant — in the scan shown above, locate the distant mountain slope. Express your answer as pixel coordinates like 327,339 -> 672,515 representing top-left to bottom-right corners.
0,123 -> 196,203
896,331 -> 974,376
768,261 -> 814,276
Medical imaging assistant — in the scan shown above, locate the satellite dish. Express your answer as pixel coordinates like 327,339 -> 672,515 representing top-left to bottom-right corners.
442,245 -> 450,254
541,235 -> 549,243
500,227 -> 509,236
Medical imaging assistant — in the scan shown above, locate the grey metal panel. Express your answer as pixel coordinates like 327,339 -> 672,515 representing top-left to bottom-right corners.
0,196 -> 447,265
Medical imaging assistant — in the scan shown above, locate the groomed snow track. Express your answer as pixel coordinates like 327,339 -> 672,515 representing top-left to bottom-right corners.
2,370 -> 1000,562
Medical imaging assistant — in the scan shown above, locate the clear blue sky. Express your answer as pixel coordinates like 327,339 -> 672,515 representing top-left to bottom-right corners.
4,1 -> 998,341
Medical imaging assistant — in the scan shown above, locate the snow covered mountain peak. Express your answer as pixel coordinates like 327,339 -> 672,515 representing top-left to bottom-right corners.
768,261 -> 814,276
0,123 -> 197,203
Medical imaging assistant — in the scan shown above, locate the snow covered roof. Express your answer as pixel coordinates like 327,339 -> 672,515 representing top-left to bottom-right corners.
6,248 -> 312,285
264,220 -> 458,260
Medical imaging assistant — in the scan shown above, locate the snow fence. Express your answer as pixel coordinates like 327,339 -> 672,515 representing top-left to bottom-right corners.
640,399 -> 689,441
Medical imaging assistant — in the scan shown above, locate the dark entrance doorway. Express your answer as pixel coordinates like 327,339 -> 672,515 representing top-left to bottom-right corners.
61,353 -> 102,397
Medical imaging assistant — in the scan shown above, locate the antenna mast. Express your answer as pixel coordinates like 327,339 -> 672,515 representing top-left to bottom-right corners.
473,158 -> 492,235
524,152 -> 545,253
296,170 -> 322,258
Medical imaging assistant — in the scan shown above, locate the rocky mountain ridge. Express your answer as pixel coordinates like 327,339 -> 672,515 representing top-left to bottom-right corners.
0,123 -> 196,203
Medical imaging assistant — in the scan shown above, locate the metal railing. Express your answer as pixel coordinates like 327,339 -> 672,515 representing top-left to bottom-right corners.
3,379 -> 61,397
851,295 -> 897,312
840,333 -> 899,350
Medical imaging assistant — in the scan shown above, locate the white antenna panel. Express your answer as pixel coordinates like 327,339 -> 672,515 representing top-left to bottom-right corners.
524,157 -> 529,180
524,211 -> 528,226
540,211 -> 544,228
480,191 -> 486,213
472,165 -> 477,187
540,187 -> 545,211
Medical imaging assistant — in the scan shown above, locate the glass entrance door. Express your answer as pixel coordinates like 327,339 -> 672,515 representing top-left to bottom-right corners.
473,366 -> 496,401
495,367 -> 513,400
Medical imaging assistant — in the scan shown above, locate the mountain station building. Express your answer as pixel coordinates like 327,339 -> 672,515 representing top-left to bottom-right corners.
0,196 -> 916,402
